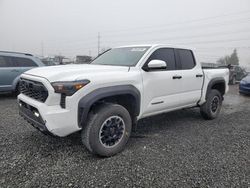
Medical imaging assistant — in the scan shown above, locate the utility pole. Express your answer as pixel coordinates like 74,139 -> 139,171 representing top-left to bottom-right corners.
41,41 -> 44,57
97,32 -> 100,55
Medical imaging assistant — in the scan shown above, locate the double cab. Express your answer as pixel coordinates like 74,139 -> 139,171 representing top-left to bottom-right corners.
18,45 -> 229,156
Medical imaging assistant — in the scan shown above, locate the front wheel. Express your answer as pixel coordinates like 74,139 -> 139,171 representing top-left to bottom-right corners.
81,103 -> 132,157
200,89 -> 222,120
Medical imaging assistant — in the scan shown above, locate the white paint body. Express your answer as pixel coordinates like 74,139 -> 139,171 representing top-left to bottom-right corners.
18,44 -> 229,136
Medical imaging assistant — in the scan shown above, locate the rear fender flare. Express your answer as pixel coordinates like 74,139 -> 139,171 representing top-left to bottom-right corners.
206,77 -> 226,99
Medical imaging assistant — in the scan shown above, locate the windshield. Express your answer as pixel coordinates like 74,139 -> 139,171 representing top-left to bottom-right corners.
91,46 -> 150,66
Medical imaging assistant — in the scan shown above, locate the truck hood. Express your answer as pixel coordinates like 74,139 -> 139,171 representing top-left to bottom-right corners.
24,64 -> 130,82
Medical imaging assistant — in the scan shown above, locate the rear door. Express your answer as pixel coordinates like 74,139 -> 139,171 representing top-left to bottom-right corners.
175,49 -> 203,105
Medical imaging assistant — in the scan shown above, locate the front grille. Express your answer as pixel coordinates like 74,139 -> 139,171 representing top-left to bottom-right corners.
19,78 -> 48,102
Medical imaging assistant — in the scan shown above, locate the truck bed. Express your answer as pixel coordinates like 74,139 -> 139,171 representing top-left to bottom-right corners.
201,63 -> 230,69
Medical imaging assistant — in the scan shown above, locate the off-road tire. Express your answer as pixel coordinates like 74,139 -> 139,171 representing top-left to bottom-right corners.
81,103 -> 132,157
200,89 -> 222,120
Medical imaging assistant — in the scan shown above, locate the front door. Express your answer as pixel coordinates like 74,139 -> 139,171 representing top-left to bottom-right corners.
141,48 -> 184,117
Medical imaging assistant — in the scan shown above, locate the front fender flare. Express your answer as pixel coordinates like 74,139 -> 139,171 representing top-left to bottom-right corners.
78,85 -> 141,128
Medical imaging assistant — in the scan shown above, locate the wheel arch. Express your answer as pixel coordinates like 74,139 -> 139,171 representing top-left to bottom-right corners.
78,85 -> 141,128
206,77 -> 226,99
11,76 -> 21,91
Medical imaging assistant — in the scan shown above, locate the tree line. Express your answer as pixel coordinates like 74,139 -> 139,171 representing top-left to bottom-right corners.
217,49 -> 239,65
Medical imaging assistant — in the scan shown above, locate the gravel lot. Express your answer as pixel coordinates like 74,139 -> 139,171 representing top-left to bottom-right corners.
0,85 -> 249,187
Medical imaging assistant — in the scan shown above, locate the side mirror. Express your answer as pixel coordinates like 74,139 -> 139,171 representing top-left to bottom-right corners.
143,60 -> 167,71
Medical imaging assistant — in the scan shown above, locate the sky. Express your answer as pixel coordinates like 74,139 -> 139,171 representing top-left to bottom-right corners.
0,0 -> 250,67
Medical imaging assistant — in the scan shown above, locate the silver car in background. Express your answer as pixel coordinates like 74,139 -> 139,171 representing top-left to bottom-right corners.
0,51 -> 44,93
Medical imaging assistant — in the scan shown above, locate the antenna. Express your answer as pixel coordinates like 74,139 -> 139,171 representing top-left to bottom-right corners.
98,32 -> 100,55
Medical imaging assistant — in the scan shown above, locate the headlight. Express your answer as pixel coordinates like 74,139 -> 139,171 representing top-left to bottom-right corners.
51,80 -> 90,96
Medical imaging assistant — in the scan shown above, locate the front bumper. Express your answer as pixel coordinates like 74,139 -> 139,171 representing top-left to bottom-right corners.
18,94 -> 81,137
18,74 -> 81,137
19,100 -> 52,136
239,84 -> 250,95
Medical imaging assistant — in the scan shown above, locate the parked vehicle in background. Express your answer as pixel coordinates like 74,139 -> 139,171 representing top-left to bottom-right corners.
18,44 -> 229,156
239,74 -> 250,95
229,65 -> 247,85
0,51 -> 44,93
75,55 -> 92,64
40,57 -> 58,66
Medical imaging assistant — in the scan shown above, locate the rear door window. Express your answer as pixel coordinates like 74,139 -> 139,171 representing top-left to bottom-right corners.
0,56 -> 14,67
146,48 -> 176,70
12,57 -> 37,67
177,49 -> 196,70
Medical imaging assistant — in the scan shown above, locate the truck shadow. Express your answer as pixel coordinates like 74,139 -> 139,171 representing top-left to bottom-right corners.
131,108 -> 202,138
23,108 -> 203,157
0,93 -> 17,100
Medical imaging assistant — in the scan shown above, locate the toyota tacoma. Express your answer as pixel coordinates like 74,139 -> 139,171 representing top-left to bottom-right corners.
18,44 -> 229,156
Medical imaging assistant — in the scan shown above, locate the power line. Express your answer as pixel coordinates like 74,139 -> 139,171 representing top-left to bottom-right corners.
197,46 -> 250,50
101,28 -> 250,45
102,17 -> 250,38
48,18 -> 250,48
177,37 -> 250,45
42,10 -> 250,46
100,9 -> 250,34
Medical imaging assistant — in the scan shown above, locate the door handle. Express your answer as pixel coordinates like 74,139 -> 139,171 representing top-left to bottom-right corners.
196,74 -> 203,78
172,75 -> 182,79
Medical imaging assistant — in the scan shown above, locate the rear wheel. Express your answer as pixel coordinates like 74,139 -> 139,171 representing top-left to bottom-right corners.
81,103 -> 132,157
200,89 -> 222,120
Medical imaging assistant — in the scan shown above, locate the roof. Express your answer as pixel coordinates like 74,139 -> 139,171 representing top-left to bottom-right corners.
115,44 -> 195,51
0,51 -> 33,56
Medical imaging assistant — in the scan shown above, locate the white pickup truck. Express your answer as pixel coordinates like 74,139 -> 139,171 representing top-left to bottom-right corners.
18,44 -> 229,156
